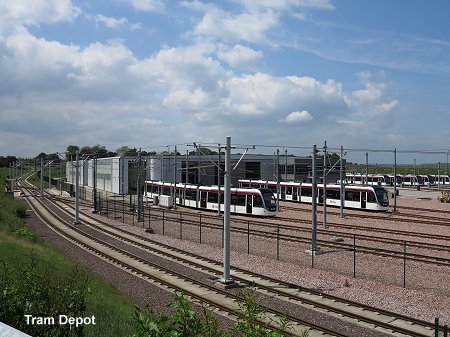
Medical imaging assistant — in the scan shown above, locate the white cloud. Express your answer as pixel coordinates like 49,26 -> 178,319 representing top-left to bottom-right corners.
142,118 -> 162,126
92,14 -> 141,31
221,73 -> 347,118
0,2 -> 406,158
163,88 -> 214,110
0,0 -> 80,26
279,110 -> 312,123
129,0 -> 165,12
235,0 -> 335,12
185,3 -> 278,45
217,44 -> 264,71
131,43 -> 228,93
346,72 -> 399,116
0,26 -> 137,98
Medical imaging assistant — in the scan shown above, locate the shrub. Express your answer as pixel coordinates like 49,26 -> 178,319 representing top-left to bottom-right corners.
0,253 -> 89,337
127,293 -> 225,337
14,204 -> 27,219
128,289 -> 305,337
15,226 -> 34,240
231,289 -> 294,337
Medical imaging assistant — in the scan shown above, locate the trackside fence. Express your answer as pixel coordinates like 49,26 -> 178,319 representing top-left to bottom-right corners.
60,188 -> 450,333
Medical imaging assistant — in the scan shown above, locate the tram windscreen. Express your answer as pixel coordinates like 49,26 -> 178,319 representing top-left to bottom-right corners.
374,187 -> 388,205
259,189 -> 277,209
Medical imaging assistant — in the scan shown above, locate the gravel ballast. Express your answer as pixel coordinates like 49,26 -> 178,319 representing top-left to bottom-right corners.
20,190 -> 450,332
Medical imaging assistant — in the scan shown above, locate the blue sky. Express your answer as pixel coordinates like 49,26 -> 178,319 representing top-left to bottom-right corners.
1,0 -> 450,164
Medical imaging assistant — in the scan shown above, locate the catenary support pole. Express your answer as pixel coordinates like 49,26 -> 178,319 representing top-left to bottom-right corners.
48,163 -> 51,190
438,162 -> 441,191
74,151 -> 80,224
40,158 -> 44,199
220,136 -> 233,284
365,152 -> 369,184
323,141 -> 327,229
218,145 -> 221,215
276,149 -> 280,211
138,148 -> 143,220
173,146 -> 177,209
285,148 -> 288,181
185,150 -> 188,184
197,144 -> 201,184
307,144 -> 321,255
340,145 -> 344,218
93,157 -> 97,213
393,148 -> 397,212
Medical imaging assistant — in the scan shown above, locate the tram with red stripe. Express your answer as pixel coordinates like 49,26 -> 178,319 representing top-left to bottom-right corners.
144,181 -> 277,216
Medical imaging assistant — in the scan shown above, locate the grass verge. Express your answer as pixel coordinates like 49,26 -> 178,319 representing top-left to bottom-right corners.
1,168 -> 135,336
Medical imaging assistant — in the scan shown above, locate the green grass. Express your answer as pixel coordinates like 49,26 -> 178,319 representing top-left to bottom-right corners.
0,168 -> 135,336
27,169 -> 51,189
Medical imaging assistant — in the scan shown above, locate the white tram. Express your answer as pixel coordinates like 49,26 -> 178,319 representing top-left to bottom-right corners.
419,175 -> 434,186
144,181 -> 277,217
343,173 -> 389,186
238,179 -> 389,211
433,174 -> 450,185
401,174 -> 424,186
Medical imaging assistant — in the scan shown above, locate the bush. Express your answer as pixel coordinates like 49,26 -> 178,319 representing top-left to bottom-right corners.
15,226 -> 34,240
127,293 -> 225,337
231,289 -> 293,337
14,204 -> 27,219
128,290 -> 305,337
0,253 -> 90,337
0,191 -> 26,232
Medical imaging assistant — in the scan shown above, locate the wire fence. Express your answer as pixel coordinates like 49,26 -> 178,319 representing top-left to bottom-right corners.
74,189 -> 450,296
53,181 -> 450,333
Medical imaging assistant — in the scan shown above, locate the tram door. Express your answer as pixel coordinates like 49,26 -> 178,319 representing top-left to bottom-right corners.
201,192 -> 207,208
246,195 -> 252,214
361,192 -> 366,209
318,189 -> 324,204
179,188 -> 183,205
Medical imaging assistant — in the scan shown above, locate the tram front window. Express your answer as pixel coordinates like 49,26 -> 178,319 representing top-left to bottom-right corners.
260,189 -> 277,210
374,187 -> 389,206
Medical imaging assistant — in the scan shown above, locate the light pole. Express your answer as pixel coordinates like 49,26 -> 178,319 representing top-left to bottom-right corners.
446,150 -> 450,176
220,136 -> 233,285
74,150 -> 80,224
323,141 -> 327,230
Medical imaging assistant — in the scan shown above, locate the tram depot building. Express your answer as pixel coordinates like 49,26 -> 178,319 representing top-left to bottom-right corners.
65,154 -> 342,195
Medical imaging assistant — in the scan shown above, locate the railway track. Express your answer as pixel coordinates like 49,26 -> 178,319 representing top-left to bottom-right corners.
280,204 -> 449,228
17,177 -> 441,336
19,184 -> 315,336
81,196 -> 450,245
51,192 -> 450,267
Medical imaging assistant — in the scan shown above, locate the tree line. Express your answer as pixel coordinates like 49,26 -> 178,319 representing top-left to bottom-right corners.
0,144 -> 228,167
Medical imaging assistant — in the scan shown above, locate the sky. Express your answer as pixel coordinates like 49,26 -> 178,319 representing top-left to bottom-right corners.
1,0 -> 450,164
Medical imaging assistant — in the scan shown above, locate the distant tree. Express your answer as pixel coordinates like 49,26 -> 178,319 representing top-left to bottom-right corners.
329,153 -> 341,161
116,146 -> 139,156
116,146 -> 131,156
0,156 -> 17,167
65,145 -> 79,160
92,144 -> 115,158
80,146 -> 93,157
127,148 -> 139,156
189,147 -> 218,156
47,153 -> 60,162
141,150 -> 157,156
35,152 -> 47,160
